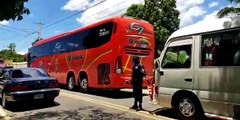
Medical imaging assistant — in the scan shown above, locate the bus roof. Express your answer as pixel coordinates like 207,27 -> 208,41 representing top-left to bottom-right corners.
32,16 -> 150,47
32,16 -> 118,46
169,16 -> 240,40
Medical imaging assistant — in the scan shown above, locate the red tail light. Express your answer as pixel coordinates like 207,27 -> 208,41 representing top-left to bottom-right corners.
10,85 -> 28,91
49,82 -> 59,88
115,56 -> 122,74
155,86 -> 159,94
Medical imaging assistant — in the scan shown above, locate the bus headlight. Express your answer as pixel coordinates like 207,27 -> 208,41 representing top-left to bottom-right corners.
116,69 -> 122,74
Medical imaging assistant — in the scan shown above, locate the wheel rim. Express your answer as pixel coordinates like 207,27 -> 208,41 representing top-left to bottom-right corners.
68,77 -> 75,90
179,98 -> 195,117
80,78 -> 88,92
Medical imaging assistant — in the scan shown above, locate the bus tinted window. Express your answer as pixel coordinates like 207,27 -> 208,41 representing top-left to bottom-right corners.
201,30 -> 240,66
29,21 -> 114,60
83,22 -> 113,48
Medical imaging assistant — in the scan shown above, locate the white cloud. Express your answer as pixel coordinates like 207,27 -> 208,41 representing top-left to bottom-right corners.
62,0 -> 210,28
63,0 -> 142,25
176,0 -> 206,27
54,30 -> 61,33
176,0 -> 204,12
17,51 -> 27,55
208,1 -> 219,8
0,20 -> 9,25
62,0 -> 89,11
201,10 -> 218,21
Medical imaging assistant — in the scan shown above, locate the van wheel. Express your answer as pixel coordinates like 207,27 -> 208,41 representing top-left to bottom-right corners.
79,77 -> 88,93
173,95 -> 205,120
67,76 -> 75,90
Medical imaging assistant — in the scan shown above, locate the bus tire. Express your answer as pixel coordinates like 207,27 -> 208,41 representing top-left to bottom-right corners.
172,93 -> 205,120
79,77 -> 88,93
67,75 -> 75,90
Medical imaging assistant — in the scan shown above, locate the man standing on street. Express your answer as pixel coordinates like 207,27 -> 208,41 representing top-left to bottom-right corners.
130,56 -> 149,110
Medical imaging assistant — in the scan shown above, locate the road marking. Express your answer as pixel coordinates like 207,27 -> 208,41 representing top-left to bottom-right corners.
60,92 -> 174,120
0,106 -> 7,117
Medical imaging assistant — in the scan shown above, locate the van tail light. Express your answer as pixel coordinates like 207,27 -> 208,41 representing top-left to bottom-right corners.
10,84 -> 28,91
155,86 -> 159,94
49,82 -> 59,88
115,56 -> 122,74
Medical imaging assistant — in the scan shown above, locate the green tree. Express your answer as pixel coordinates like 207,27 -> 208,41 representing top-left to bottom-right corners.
0,43 -> 25,62
7,43 -> 16,53
217,0 -> 240,18
124,0 -> 180,58
0,0 -> 30,21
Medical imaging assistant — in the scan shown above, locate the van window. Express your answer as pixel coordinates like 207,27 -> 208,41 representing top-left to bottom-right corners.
201,30 -> 240,66
161,45 -> 192,68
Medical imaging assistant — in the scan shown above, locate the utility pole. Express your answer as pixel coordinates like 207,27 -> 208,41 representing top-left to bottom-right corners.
36,21 -> 43,40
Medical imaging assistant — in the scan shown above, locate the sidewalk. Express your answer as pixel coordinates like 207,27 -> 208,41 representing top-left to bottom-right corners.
0,106 -> 7,118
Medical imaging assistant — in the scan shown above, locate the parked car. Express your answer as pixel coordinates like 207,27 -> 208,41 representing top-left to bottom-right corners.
0,67 -> 60,108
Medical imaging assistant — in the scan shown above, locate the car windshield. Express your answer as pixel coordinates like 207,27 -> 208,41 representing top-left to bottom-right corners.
12,69 -> 48,78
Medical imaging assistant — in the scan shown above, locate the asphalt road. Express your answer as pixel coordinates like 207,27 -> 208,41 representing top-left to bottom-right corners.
1,88 -> 178,120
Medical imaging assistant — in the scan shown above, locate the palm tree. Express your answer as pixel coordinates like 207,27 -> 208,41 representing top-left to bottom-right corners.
217,0 -> 240,18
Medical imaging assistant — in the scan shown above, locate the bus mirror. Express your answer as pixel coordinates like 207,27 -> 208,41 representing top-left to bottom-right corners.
159,71 -> 164,76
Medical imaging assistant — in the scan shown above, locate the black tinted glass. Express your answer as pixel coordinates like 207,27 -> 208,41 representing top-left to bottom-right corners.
29,22 -> 114,61
201,29 -> 240,66
17,68 -> 49,78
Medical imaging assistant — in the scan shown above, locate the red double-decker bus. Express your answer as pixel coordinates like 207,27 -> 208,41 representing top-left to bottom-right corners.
28,16 -> 154,92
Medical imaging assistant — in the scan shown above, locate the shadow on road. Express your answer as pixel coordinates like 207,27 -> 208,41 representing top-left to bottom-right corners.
6,101 -> 60,112
12,106 -> 141,120
87,89 -> 148,99
147,107 -> 179,119
148,107 -> 223,120
60,84 -> 148,99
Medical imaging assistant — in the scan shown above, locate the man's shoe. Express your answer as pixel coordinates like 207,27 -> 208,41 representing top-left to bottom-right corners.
138,106 -> 143,110
129,106 -> 138,110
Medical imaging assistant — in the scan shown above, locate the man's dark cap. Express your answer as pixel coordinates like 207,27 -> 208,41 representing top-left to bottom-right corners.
133,56 -> 140,61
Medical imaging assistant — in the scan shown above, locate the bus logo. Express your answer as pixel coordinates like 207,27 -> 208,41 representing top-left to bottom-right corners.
129,23 -> 144,34
128,37 -> 149,46
54,42 -> 61,53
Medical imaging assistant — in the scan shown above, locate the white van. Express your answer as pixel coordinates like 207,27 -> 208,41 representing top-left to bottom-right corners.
155,16 -> 240,120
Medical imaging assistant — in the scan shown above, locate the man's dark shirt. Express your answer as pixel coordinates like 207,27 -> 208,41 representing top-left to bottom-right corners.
132,64 -> 146,86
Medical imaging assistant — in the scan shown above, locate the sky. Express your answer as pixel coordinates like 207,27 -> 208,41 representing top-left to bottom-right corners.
0,0 -> 234,55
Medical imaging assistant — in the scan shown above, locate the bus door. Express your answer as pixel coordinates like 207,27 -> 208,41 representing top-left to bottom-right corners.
159,38 -> 194,93
48,42 -> 62,79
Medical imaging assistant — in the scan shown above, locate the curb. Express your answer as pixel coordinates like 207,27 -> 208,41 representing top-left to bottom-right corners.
0,106 -> 7,117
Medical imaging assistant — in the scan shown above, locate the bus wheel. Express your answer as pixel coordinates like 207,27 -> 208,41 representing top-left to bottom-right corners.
67,76 -> 75,90
173,95 -> 205,120
80,77 -> 88,92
